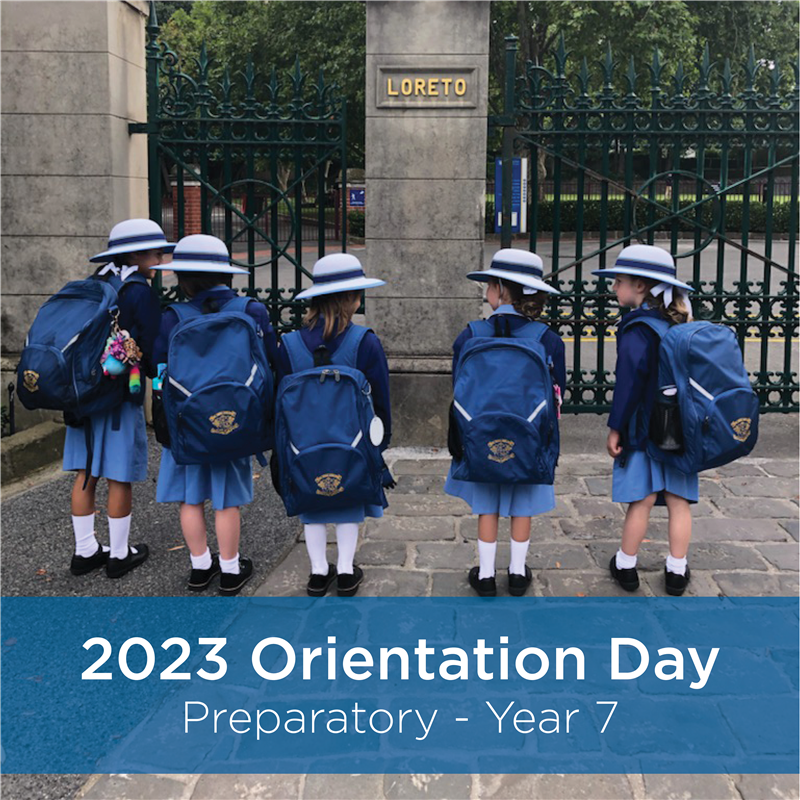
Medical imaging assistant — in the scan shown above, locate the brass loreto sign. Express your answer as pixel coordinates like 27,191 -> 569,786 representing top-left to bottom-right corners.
376,66 -> 478,109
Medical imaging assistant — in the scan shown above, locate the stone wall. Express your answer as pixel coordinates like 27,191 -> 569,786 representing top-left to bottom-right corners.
365,1 -> 489,446
1,0 -> 148,429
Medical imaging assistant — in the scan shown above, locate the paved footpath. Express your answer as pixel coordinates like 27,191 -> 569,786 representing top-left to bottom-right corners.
70,445 -> 797,800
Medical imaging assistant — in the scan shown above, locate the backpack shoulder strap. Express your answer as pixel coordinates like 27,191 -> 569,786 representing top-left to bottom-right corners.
331,324 -> 370,368
468,319 -> 494,338
168,302 -> 202,323
624,314 -> 670,339
512,319 -> 548,343
281,330 -> 314,373
221,295 -> 252,314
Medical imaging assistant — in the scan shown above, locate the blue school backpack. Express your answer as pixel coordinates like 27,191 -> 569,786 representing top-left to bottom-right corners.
275,324 -> 384,517
16,272 -> 145,416
450,316 -> 560,484
629,317 -> 759,473
162,296 -> 273,465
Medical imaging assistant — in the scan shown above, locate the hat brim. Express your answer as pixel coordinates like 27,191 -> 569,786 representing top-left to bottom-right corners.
151,262 -> 249,274
295,277 -> 386,300
591,267 -> 693,291
467,268 -> 561,296
89,241 -> 176,263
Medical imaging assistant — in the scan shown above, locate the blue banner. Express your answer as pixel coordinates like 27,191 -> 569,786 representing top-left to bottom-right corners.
2,597 -> 797,774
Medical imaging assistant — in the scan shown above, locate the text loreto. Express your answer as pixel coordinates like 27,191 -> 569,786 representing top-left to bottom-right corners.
387,77 -> 467,97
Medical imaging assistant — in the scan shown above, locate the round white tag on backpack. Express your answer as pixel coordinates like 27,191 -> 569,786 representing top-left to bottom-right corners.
369,416 -> 384,447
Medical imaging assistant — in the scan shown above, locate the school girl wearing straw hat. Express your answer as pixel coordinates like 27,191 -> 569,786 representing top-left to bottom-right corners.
65,219 -> 173,579
445,249 -> 566,597
274,253 -> 392,598
151,234 -> 278,595
593,243 -> 698,596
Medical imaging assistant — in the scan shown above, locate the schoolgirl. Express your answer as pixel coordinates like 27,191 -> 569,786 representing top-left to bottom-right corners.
593,244 -> 697,596
152,235 -> 278,595
65,218 -> 171,579
275,253 -> 391,598
444,249 -> 566,597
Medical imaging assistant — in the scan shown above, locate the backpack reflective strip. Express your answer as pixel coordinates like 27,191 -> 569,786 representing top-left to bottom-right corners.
290,442 -> 300,455
244,363 -> 258,387
527,399 -> 547,423
351,430 -> 363,448
453,400 -> 472,421
61,334 -> 80,352
689,378 -> 715,401
169,376 -> 192,397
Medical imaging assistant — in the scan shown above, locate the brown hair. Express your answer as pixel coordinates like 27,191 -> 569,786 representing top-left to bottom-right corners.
176,271 -> 232,298
489,278 -> 546,321
303,290 -> 361,339
642,279 -> 691,325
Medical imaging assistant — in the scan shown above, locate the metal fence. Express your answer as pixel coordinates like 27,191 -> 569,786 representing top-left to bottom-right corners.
491,36 -> 798,413
131,2 -> 348,332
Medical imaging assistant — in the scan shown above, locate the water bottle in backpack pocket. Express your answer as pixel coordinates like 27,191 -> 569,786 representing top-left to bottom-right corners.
16,274 -> 131,416
634,318 -> 759,473
162,297 -> 273,465
450,319 -> 559,485
274,325 -> 385,517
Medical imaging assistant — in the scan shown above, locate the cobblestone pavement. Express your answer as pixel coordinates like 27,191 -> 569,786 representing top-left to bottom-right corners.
4,432 -> 797,800
64,446 -> 798,800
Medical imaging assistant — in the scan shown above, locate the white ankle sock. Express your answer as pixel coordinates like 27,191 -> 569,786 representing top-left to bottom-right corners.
335,523 -> 359,575
72,513 -> 101,558
191,549 -> 212,571
304,524 -> 329,575
616,549 -> 637,570
220,554 -> 240,575
478,540 -> 497,579
666,554 -> 687,576
509,539 -> 530,576
108,515 -> 134,560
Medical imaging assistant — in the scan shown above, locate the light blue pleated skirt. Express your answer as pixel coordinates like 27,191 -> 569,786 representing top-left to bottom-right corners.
62,403 -> 148,483
156,447 -> 253,510
612,449 -> 699,505
299,495 -> 386,525
444,462 -> 555,517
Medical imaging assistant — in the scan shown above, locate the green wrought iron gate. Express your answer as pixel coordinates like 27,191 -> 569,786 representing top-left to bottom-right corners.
130,3 -> 348,332
492,35 -> 798,413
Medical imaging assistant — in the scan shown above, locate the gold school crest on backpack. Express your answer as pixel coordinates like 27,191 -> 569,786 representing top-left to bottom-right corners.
23,370 -> 39,393
730,417 -> 752,443
315,473 -> 344,496
488,439 -> 515,463
209,411 -> 239,435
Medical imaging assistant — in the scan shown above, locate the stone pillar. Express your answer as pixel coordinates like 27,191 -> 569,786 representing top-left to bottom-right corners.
1,0 -> 149,430
365,1 -> 489,445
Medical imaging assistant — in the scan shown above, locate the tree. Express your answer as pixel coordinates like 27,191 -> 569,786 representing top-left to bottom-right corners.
160,1 -> 366,168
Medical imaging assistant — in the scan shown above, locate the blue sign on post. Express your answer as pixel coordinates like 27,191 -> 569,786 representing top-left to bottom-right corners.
494,157 -> 528,234
349,187 -> 365,208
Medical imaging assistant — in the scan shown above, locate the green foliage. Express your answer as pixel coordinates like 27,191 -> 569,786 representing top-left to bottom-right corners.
347,210 -> 365,238
485,197 -> 791,233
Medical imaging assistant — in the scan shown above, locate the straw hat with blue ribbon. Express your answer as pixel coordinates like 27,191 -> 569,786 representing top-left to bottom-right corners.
151,234 -> 248,274
592,243 -> 693,315
295,253 -> 385,300
467,248 -> 560,295
90,219 -> 175,263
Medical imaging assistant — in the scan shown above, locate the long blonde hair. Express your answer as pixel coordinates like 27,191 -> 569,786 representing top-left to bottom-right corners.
303,290 -> 361,339
643,280 -> 691,325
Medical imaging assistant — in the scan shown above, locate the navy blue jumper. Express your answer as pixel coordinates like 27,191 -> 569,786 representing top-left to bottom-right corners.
607,305 -> 666,451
